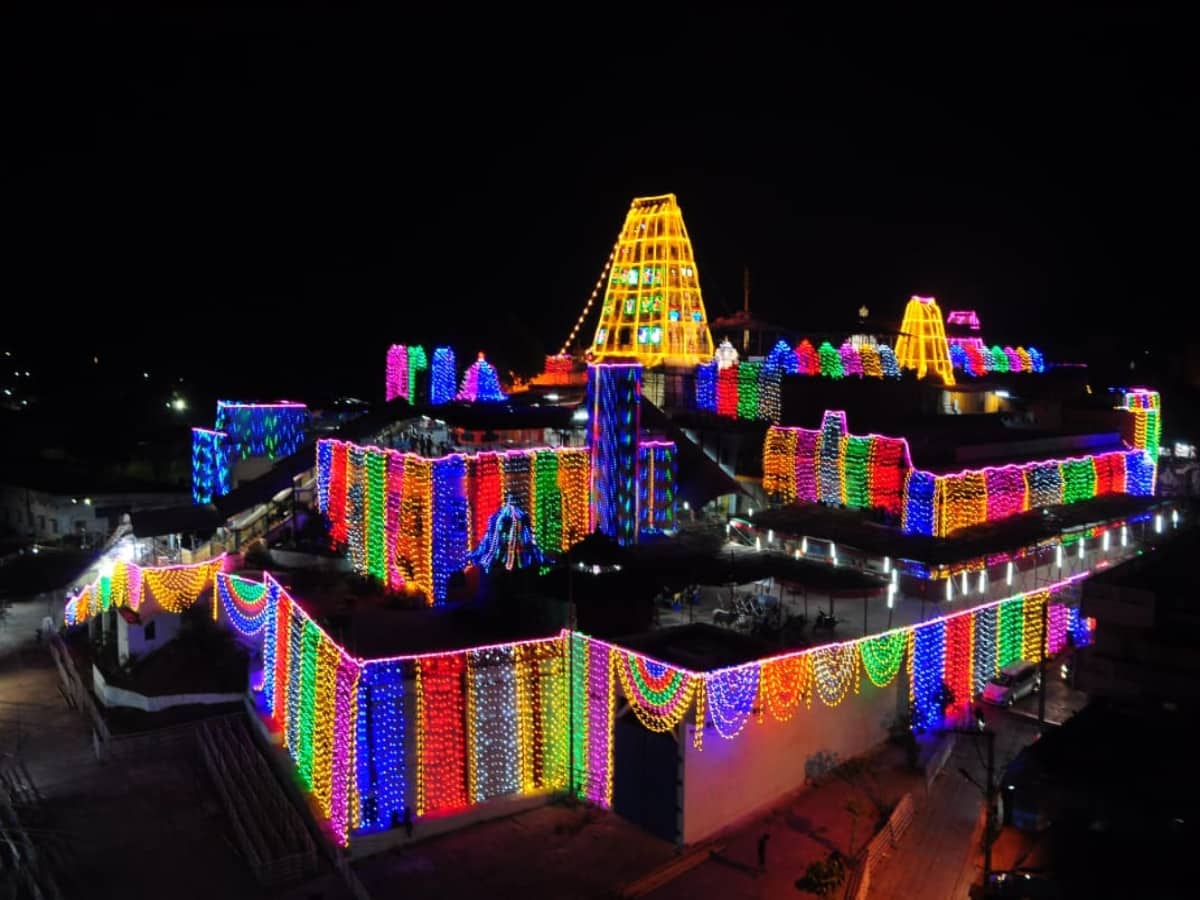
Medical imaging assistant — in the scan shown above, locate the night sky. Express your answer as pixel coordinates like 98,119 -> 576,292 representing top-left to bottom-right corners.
3,8 -> 1193,405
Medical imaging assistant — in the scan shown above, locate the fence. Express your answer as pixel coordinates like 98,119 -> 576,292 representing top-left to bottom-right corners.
47,632 -> 111,753
842,793 -> 914,900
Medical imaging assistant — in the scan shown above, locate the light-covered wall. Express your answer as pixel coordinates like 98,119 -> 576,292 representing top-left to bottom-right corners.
680,674 -> 904,844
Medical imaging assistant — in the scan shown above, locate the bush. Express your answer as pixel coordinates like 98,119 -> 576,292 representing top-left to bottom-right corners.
795,851 -> 846,897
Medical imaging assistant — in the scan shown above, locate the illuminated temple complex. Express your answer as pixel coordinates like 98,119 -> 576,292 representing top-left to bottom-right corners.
67,192 -> 1175,859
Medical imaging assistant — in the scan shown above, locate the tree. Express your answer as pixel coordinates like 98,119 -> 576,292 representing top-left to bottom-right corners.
795,851 -> 846,897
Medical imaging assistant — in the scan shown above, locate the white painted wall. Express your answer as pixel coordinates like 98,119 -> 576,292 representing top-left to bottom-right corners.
680,674 -> 904,844
117,612 -> 181,664
92,665 -> 243,712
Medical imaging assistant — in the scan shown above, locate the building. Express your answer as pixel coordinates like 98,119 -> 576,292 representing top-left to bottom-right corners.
1077,524 -> 1200,706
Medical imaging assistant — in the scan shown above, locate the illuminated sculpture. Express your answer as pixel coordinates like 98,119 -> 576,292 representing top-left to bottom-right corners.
469,500 -> 545,571
591,194 -> 715,366
894,296 -> 956,385
457,353 -> 507,403
714,338 -> 739,370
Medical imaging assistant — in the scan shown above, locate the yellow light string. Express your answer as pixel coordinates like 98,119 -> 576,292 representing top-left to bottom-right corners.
693,678 -> 706,750
414,659 -> 426,816
141,559 -> 222,613
811,644 -> 861,707
559,243 -> 618,356
312,636 -> 339,818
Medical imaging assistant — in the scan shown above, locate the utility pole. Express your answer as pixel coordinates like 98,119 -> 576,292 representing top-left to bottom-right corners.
953,724 -> 998,893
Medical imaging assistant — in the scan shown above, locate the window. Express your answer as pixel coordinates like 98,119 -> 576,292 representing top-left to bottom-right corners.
50,518 -> 59,534
144,621 -> 156,641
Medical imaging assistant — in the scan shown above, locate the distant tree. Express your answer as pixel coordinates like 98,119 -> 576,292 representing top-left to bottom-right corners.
795,851 -> 846,897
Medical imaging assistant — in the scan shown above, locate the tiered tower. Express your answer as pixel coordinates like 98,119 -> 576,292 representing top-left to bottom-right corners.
590,194 -> 715,367
894,295 -> 956,385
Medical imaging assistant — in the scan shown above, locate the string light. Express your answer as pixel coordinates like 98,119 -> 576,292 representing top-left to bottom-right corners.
818,341 -> 844,378
430,347 -> 457,405
895,296 -> 955,385
559,243 -> 617,356
763,401 -> 1160,538
590,195 -> 715,367
911,620 -> 947,730
706,663 -> 760,739
588,364 -> 642,546
214,401 -> 308,461
839,341 -> 863,378
386,345 -> 409,402
860,632 -> 906,687
795,339 -> 819,375
811,644 -> 860,707
320,439 -> 591,603
191,428 -> 231,504
457,353 -> 508,403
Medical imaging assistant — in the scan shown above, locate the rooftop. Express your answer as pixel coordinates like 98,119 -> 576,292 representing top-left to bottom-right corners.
258,566 -> 562,659
750,493 -> 1162,566
1085,523 -> 1199,597
612,623 -> 776,671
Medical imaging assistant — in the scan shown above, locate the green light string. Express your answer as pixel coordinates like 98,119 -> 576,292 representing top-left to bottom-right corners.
860,631 -> 907,687
997,597 -> 1023,668
365,449 -> 387,582
298,620 -> 320,789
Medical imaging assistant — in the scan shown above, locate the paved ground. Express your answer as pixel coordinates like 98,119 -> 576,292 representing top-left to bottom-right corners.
1,595 -> 350,900
352,802 -> 677,899
659,530 -> 1138,646
647,743 -> 925,900
867,682 -> 1086,900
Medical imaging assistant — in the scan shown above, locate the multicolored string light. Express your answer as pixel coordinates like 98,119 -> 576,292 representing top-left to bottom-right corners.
764,401 -> 1160,536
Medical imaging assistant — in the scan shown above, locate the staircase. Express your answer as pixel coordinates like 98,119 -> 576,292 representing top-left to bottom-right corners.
197,717 -> 318,886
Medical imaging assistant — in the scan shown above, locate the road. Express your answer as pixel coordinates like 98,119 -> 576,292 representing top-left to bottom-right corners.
866,679 -> 1086,899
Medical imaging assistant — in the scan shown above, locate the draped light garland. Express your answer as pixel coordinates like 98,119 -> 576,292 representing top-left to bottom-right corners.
859,631 -> 907,687
224,570 -> 1099,847
811,643 -> 861,706
705,664 -> 760,739
614,651 -> 698,734
65,558 -> 220,626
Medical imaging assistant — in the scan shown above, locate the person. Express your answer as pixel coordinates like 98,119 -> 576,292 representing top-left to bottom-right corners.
403,805 -> 414,839
757,832 -> 770,870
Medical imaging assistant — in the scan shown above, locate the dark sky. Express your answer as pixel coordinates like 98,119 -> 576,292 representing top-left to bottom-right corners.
2,7 -> 1193,402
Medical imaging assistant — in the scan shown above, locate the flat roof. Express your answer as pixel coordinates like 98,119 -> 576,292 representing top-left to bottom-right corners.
626,529 -> 885,592
613,623 -> 777,671
751,494 -> 1161,566
258,567 -> 560,658
1086,526 -> 1198,596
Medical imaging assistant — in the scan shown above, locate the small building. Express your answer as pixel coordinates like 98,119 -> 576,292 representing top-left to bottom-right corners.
115,605 -> 182,665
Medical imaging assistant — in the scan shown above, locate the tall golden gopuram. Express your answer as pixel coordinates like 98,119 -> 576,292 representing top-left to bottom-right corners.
590,194 -> 715,367
894,295 -> 956,386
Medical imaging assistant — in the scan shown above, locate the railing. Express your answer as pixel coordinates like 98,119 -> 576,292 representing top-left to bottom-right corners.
842,793 -> 915,900
1,760 -> 66,900
47,632 -> 111,752
197,716 -> 318,886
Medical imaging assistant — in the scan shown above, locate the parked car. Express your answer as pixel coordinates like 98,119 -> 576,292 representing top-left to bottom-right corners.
982,661 -> 1041,706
